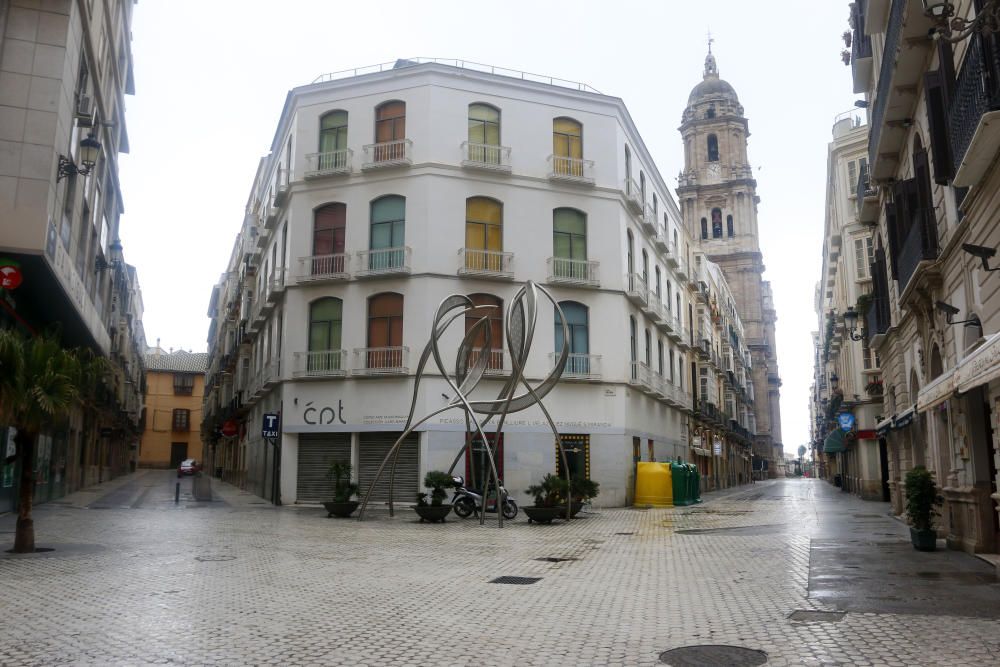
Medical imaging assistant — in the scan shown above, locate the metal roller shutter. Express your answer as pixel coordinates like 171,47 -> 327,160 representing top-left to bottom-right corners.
297,433 -> 351,503
358,432 -> 419,504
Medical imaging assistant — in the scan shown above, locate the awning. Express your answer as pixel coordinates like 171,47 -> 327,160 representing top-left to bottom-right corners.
875,416 -> 893,437
824,428 -> 847,454
957,332 -> 1000,394
917,368 -> 956,413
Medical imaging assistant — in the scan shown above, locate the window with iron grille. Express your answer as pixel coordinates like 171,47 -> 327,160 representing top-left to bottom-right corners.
173,374 -> 195,395
172,409 -> 191,431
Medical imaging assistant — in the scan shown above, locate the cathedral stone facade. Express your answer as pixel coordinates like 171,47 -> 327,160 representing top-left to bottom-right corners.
676,51 -> 784,473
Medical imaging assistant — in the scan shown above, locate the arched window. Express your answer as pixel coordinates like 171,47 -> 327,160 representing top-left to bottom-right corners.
374,101 -> 406,161
655,266 -> 662,301
308,297 -> 343,372
727,214 -> 734,237
707,106 -> 716,119
644,328 -> 652,366
626,229 -> 635,276
552,117 -> 583,176
467,293 -> 503,371
319,111 -> 348,170
553,208 -> 587,280
625,145 -> 632,190
629,316 -> 638,374
930,344 -> 943,380
701,217 -> 708,240
640,172 -> 646,204
468,104 -> 501,164
669,349 -> 675,382
712,208 -> 723,238
369,196 -> 405,270
465,197 -> 503,272
555,301 -> 590,375
653,193 -> 658,219
641,249 -> 649,286
312,203 -> 346,276
707,134 -> 719,162
658,339 -> 665,376
666,279 -> 672,312
367,293 -> 404,368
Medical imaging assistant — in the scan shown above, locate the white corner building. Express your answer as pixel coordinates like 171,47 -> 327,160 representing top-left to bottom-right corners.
202,59 -> 758,507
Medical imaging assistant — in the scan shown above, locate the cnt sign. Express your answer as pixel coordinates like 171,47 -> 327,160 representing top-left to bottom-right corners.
262,413 -> 280,439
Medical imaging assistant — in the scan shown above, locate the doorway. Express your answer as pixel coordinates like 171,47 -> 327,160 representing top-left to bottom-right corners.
557,434 -> 590,481
170,443 -> 188,468
879,437 -> 890,502
465,433 -> 504,491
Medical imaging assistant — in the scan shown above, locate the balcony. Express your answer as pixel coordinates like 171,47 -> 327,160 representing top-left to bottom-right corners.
674,254 -> 687,278
298,254 -> 349,283
260,359 -> 282,389
547,257 -> 600,288
356,247 -> 411,278
266,270 -> 287,303
628,361 -> 655,393
851,0 -> 874,94
305,149 -> 352,178
657,309 -> 677,334
552,353 -> 602,381
272,168 -> 289,207
866,295 -> 891,346
856,165 -> 879,223
293,350 -> 348,379
623,179 -> 643,212
949,31 -> 1000,187
868,0 -> 934,179
642,297 -> 664,323
353,346 -> 409,376
461,142 -> 511,172
654,228 -> 670,252
547,155 -> 594,185
457,248 -> 514,279
468,348 -> 508,377
896,217 -> 939,297
362,139 -> 412,169
264,204 -> 279,230
624,273 -> 648,306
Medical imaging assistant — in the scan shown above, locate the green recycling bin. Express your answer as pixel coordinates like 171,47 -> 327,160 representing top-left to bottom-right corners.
688,464 -> 702,503
671,462 -> 692,506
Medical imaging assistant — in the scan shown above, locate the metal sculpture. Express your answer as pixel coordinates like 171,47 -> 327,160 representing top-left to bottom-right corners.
357,281 -> 573,527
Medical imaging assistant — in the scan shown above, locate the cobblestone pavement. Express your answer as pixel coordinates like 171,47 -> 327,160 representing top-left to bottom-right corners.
2,473 -> 1000,666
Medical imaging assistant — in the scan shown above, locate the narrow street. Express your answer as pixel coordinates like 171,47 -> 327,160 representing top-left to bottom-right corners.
2,475 -> 999,666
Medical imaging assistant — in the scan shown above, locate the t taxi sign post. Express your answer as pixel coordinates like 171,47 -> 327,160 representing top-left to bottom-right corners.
262,413 -> 281,506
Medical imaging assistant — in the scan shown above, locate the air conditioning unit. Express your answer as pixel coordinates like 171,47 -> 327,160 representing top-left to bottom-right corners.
75,95 -> 94,125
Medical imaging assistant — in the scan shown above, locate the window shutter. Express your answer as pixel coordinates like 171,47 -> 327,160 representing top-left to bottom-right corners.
913,148 -> 937,255
924,71 -> 954,185
885,193 -> 900,280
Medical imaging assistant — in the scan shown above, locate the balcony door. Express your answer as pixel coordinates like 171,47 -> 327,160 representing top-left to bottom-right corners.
312,203 -> 345,275
465,293 -> 503,371
370,196 -> 405,271
465,197 -> 503,272
468,104 -> 500,163
555,301 -> 589,374
553,208 -> 587,280
308,297 -> 343,373
367,293 -> 404,368
375,101 -> 406,161
552,117 -> 583,176
319,110 -> 348,169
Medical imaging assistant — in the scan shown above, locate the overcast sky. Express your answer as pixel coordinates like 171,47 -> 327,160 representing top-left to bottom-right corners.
117,0 -> 855,456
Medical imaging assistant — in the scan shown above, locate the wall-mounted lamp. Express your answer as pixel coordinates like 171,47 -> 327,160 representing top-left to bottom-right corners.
961,243 -> 999,272
830,372 -> 840,391
57,132 -> 101,181
936,300 -> 982,327
923,1 -> 1000,43
842,307 -> 865,341
95,238 -> 123,273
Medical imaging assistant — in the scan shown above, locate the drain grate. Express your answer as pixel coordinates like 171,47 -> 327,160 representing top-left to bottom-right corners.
489,576 -> 541,585
534,557 -> 577,563
788,610 -> 846,623
659,645 -> 767,666
615,531 -> 635,535
195,555 -> 236,562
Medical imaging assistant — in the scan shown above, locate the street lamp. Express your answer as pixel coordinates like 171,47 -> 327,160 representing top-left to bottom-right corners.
57,132 -> 101,181
842,307 -> 864,341
923,1 -> 1000,42
830,372 -> 840,391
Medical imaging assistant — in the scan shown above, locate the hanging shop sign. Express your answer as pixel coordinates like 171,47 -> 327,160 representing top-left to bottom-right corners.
837,412 -> 856,432
221,420 -> 239,438
713,437 -> 722,456
0,261 -> 22,290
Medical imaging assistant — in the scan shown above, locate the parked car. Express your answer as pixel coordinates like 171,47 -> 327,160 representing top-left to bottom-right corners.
177,459 -> 202,477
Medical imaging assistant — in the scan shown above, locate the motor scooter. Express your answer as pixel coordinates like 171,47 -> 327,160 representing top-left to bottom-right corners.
451,475 -> 518,520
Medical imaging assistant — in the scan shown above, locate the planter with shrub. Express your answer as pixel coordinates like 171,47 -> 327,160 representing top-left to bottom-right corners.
413,471 -> 456,523
904,466 -> 939,551
322,461 -> 359,518
523,474 -> 570,524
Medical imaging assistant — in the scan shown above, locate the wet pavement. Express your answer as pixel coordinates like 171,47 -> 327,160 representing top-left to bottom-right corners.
1,474 -> 999,665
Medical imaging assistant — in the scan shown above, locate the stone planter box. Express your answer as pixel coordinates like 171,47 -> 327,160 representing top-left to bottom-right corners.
323,501 -> 359,518
412,504 -> 452,523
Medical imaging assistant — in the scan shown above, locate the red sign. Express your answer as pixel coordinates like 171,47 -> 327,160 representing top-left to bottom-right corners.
221,420 -> 238,438
856,429 -> 877,440
0,264 -> 22,290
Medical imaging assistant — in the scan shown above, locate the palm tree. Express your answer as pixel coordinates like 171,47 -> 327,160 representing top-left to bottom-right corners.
0,330 -> 92,553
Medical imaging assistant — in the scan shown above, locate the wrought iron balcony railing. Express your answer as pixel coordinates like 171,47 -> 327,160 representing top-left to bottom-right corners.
551,353 -> 602,381
353,347 -> 409,375
547,257 -> 599,287
895,217 -> 938,294
868,0 -> 905,170
356,247 -> 411,277
948,31 -> 1000,185
305,149 -> 352,177
294,350 -> 348,378
461,142 -> 511,171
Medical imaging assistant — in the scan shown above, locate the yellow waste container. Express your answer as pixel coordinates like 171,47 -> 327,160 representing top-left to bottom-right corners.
634,462 -> 673,506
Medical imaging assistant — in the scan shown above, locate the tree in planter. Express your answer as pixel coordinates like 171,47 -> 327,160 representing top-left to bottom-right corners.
904,466 -> 939,531
416,470 -> 456,507
0,331 -> 102,553
526,473 -> 569,508
328,461 -> 358,503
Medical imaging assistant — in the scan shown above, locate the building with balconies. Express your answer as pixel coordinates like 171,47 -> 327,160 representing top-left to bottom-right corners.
845,0 -> 1000,554
139,349 -> 207,470
0,0 -> 141,513
200,58 -> 756,508
811,111 -> 888,501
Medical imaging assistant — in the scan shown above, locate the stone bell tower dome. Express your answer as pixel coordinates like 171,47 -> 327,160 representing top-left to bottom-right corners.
675,46 -> 784,476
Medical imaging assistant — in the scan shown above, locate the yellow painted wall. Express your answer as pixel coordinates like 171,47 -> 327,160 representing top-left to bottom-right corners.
139,371 -> 205,468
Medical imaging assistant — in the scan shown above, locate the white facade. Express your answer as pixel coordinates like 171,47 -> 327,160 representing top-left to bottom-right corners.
202,59 -> 755,507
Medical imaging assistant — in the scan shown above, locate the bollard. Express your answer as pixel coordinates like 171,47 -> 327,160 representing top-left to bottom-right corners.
175,481 -> 180,503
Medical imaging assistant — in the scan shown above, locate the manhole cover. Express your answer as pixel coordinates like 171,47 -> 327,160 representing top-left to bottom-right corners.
659,645 -> 767,666
195,555 -> 236,562
534,557 -> 577,563
489,576 -> 541,585
788,610 -> 846,623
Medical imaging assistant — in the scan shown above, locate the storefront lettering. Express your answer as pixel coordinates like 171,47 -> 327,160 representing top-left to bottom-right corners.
303,400 -> 346,425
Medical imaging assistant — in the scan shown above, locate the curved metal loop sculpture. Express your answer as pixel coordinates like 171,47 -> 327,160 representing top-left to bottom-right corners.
357,281 -> 573,526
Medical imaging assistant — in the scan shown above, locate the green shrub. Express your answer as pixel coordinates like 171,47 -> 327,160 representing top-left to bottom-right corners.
327,460 -> 358,503
570,477 -> 600,502
904,466 -> 938,531
423,470 -> 457,506
526,473 -> 569,507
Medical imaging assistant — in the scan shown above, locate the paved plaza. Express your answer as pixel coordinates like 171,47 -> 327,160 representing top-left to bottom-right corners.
2,474 -> 1000,666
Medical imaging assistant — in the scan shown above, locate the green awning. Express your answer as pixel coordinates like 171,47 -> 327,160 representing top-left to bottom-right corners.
824,428 -> 847,454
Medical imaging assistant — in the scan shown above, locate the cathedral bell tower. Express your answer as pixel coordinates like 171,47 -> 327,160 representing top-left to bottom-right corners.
676,46 -> 784,474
